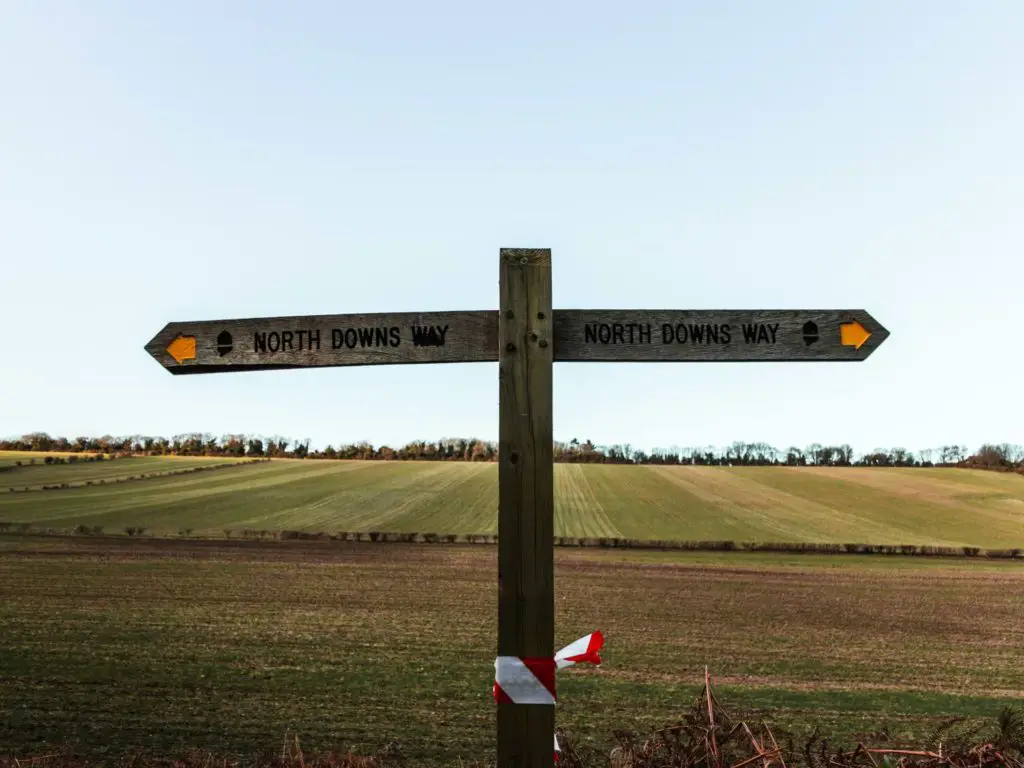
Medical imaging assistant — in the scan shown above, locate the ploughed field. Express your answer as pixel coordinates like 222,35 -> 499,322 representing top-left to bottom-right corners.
0,536 -> 1020,765
1,454 -> 1023,547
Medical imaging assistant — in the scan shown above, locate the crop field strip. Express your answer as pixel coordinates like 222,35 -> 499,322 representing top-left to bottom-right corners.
0,451 -> 97,466
0,455 -> 1021,547
0,536 -> 1020,766
0,456 -> 263,490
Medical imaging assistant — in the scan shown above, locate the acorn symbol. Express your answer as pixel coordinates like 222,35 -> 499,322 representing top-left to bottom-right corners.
217,330 -> 234,356
802,321 -> 819,346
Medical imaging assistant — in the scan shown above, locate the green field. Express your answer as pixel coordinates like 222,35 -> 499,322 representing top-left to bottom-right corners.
1,455 -> 1022,546
0,536 -> 1020,765
0,455 -> 256,488
0,450 -> 104,467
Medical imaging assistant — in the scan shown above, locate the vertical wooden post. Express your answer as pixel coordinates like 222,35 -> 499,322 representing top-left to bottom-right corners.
497,248 -> 555,768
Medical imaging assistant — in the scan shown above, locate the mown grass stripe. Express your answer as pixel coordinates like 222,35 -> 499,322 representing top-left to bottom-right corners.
1,463 -> 1021,547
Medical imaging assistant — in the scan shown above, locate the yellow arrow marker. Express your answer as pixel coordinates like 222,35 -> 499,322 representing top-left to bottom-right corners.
839,321 -> 871,350
166,335 -> 197,364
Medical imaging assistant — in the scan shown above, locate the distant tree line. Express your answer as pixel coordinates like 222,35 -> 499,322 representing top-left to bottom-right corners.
553,439 -> 1024,470
2,433 -> 1023,472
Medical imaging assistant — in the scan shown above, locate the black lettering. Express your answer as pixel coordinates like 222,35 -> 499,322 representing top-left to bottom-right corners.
661,324 -> 673,343
721,324 -> 731,344
687,324 -> 705,344
358,327 -> 375,347
707,325 -> 719,344
295,330 -> 306,350
389,327 -> 401,347
254,333 -> 267,353
309,329 -> 321,350
375,328 -> 389,346
585,324 -> 598,344
612,323 -> 625,344
598,324 -> 611,344
411,325 -> 449,347
624,323 -> 636,343
268,332 -> 281,353
332,329 -> 343,349
639,323 -> 652,344
740,323 -> 779,344
281,331 -> 294,351
676,324 -> 688,343
345,329 -> 358,349
411,326 -> 430,347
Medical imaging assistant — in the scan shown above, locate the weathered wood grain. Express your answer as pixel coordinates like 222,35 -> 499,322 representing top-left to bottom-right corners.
552,309 -> 889,362
497,248 -> 555,767
144,310 -> 499,374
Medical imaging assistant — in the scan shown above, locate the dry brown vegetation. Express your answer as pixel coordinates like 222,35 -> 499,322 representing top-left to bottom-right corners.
562,672 -> 1024,767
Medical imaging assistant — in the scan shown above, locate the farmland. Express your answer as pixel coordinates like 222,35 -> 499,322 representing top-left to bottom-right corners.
1,455 -> 1022,547
0,454 -> 259,488
0,450 -> 93,467
0,535 -> 1020,765
0,455 -> 1022,764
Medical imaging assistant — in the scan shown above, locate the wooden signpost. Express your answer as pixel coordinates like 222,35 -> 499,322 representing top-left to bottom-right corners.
146,247 -> 889,767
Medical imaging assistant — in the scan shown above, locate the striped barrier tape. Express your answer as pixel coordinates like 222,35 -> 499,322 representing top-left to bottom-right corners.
492,630 -> 603,703
493,656 -> 557,704
492,631 -> 605,762
555,630 -> 603,669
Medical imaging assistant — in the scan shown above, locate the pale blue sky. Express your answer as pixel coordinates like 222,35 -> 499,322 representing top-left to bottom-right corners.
2,1 -> 1021,455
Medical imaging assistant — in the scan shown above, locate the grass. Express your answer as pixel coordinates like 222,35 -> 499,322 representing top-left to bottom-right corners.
0,536 -> 1020,766
0,458 -> 1022,547
0,450 -> 108,467
0,455 -> 257,489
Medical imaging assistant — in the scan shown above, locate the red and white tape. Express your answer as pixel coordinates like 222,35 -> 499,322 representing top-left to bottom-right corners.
492,631 -> 603,704
492,631 -> 605,761
493,656 -> 557,704
555,630 -> 603,669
